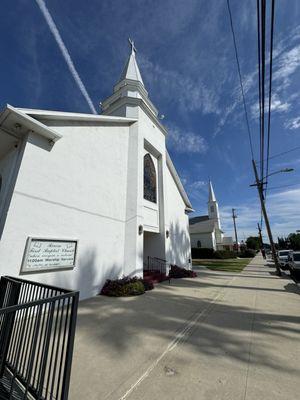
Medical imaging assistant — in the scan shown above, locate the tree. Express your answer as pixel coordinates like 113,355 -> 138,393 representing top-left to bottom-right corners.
246,236 -> 260,250
288,233 -> 300,250
277,236 -> 288,249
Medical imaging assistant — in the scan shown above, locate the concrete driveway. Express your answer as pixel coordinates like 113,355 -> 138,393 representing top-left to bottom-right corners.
69,256 -> 300,400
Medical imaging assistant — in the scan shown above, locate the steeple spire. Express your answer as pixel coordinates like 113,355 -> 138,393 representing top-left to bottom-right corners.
208,180 -> 216,202
101,39 -> 159,119
118,38 -> 144,85
129,38 -> 137,54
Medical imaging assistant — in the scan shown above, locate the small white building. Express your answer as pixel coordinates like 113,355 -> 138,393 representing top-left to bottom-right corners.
0,44 -> 193,299
189,182 -> 233,251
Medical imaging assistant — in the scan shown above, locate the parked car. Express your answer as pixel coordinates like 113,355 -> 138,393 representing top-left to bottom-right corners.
277,250 -> 293,270
286,251 -> 300,277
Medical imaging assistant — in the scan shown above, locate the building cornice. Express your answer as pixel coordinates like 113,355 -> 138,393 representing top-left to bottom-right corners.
17,108 -> 137,125
0,105 -> 62,142
102,96 -> 168,136
102,82 -> 158,118
166,151 -> 193,211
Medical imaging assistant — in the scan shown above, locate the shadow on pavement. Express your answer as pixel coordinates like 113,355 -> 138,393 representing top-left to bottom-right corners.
73,266 -> 300,379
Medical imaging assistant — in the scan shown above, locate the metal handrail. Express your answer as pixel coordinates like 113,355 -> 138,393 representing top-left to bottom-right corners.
145,256 -> 168,275
0,276 -> 79,400
153,257 -> 167,262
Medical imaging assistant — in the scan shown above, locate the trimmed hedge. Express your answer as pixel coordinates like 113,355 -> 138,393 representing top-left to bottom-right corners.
169,265 -> 197,279
191,248 -> 237,259
214,250 -> 237,259
191,248 -> 215,259
142,280 -> 154,291
101,276 -> 153,297
239,249 -> 256,258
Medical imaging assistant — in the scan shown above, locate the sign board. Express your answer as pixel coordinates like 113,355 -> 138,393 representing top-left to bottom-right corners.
21,237 -> 78,273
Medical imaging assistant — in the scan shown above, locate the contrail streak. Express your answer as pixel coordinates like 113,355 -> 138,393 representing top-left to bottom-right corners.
35,0 -> 97,114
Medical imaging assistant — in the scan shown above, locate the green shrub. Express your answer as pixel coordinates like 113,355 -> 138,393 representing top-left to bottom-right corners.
214,250 -> 237,259
120,281 -> 145,296
142,279 -> 154,291
239,249 -> 256,258
169,265 -> 197,278
191,248 -> 215,259
191,248 -> 238,259
101,276 -> 146,296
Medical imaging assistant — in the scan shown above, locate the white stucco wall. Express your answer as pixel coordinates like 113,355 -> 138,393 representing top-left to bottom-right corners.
0,148 -> 17,216
0,102 -> 193,298
165,165 -> 191,268
190,232 -> 215,249
139,109 -> 167,263
0,121 -> 131,299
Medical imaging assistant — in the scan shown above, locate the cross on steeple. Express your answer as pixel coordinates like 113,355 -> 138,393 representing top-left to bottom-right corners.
128,38 -> 137,54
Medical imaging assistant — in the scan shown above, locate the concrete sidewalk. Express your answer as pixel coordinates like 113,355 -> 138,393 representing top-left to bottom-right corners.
69,256 -> 300,400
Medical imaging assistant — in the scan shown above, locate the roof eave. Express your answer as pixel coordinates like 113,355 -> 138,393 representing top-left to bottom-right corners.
166,151 -> 193,210
185,207 -> 194,213
17,108 -> 137,125
3,105 -> 62,142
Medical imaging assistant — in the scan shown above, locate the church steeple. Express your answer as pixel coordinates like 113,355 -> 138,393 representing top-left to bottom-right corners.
208,181 -> 221,229
118,39 -> 144,85
208,181 -> 216,202
101,39 -> 158,118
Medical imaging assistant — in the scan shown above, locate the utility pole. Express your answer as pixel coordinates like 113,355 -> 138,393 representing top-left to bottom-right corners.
252,159 -> 281,275
232,208 -> 239,253
257,222 -> 263,249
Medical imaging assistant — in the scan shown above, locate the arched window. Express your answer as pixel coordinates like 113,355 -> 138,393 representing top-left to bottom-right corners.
144,153 -> 157,203
197,240 -> 202,248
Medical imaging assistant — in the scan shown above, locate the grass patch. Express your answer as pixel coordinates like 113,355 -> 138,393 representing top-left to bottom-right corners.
193,258 -> 251,273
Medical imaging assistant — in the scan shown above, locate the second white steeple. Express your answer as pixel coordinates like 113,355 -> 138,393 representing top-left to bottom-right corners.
208,181 -> 221,230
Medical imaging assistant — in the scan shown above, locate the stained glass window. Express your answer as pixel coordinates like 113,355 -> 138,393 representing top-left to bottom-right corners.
144,153 -> 157,203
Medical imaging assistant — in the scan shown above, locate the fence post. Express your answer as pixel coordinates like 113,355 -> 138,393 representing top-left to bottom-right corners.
61,292 -> 79,400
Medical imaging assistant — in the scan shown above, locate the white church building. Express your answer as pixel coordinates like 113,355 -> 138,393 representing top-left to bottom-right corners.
189,182 -> 234,251
0,43 -> 193,299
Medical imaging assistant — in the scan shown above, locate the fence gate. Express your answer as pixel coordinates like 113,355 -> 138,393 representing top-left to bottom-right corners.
0,276 -> 79,400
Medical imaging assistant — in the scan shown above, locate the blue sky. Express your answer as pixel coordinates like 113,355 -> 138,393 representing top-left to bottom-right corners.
1,0 -> 300,240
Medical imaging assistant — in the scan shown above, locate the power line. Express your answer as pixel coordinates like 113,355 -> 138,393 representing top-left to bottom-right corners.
265,0 -> 276,200
266,183 -> 300,191
257,0 -> 263,177
266,145 -> 300,161
226,0 -> 254,159
254,0 -> 281,274
260,0 -> 266,182
257,0 -> 266,230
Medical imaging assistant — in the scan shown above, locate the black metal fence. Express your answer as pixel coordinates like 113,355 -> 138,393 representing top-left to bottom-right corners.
145,256 -> 168,275
0,276 -> 79,400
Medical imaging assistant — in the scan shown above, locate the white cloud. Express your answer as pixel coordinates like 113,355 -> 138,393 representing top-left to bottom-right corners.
270,97 -> 290,113
167,124 -> 208,154
189,180 -> 207,190
273,45 -> 300,86
35,0 -> 97,114
213,70 -> 256,136
215,26 -> 300,134
186,180 -> 208,201
139,55 -> 220,115
284,116 -> 300,130
251,94 -> 290,119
